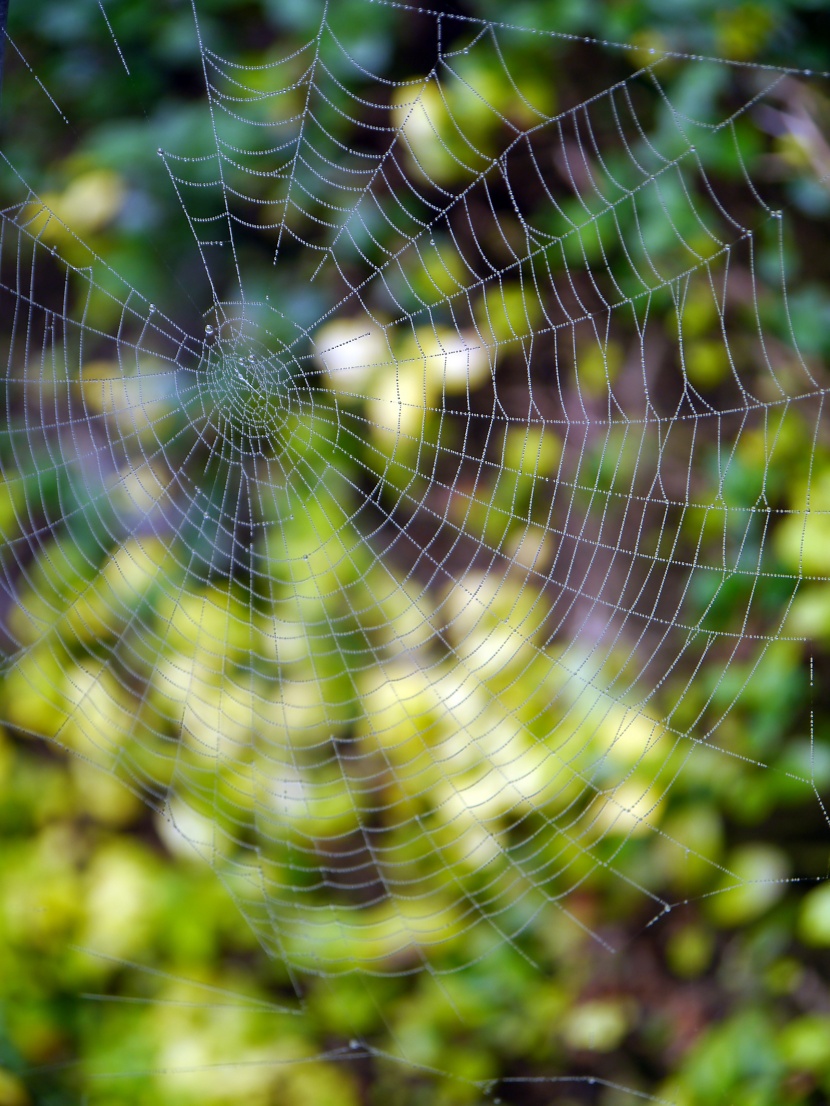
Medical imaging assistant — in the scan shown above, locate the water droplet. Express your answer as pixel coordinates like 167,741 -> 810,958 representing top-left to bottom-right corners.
157,147 -> 164,155
205,324 -> 214,337
148,303 -> 155,314
349,1039 -> 360,1050
649,47 -> 656,54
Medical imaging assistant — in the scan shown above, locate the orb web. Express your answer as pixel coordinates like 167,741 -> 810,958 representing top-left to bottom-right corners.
0,0 -> 828,1095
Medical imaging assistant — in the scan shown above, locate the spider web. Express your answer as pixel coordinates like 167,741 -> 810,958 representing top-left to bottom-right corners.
0,0 -> 828,1097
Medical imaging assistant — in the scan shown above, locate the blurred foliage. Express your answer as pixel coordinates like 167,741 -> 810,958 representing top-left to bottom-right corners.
2,0 -> 830,1104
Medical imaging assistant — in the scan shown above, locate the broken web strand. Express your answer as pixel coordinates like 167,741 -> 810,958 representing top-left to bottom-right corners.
0,0 -> 829,1099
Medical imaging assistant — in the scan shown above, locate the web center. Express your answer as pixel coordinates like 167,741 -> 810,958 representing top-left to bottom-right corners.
206,340 -> 292,439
